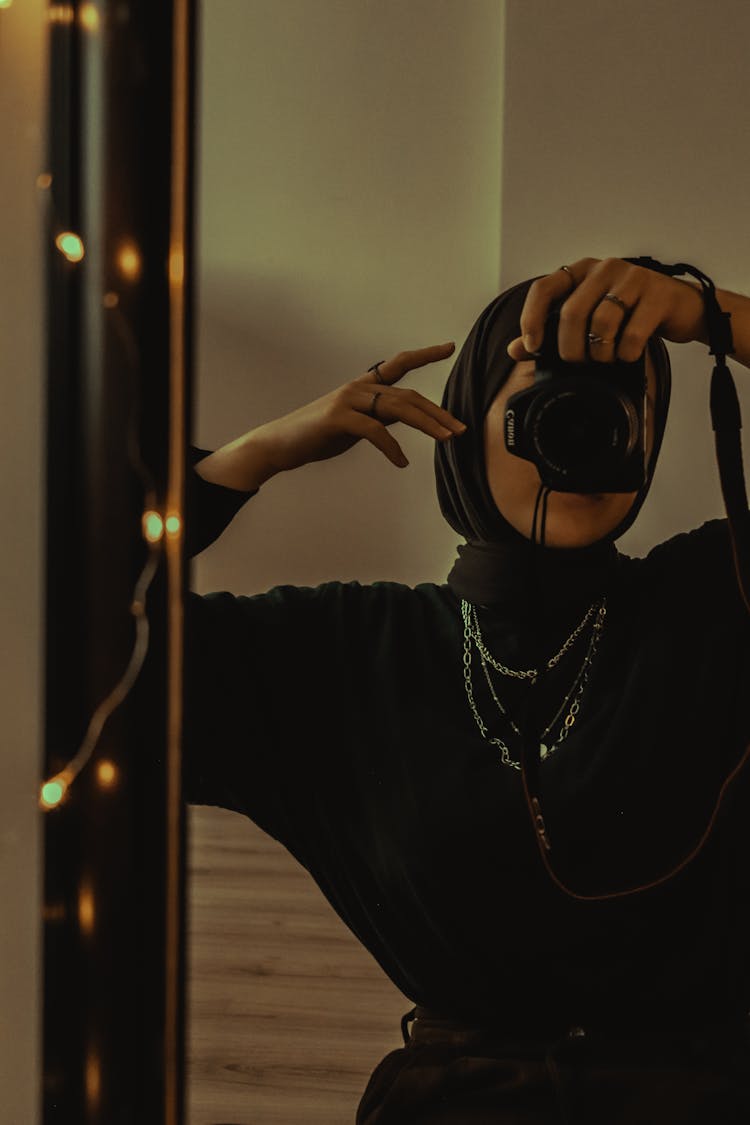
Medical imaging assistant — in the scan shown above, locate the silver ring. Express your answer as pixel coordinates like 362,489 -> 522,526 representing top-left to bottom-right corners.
368,390 -> 382,418
587,332 -> 610,346
601,293 -> 630,313
558,265 -> 576,290
367,360 -> 386,384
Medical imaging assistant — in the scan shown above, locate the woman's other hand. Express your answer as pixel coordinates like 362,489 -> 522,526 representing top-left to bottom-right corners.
194,343 -> 464,491
236,343 -> 465,484
506,256 -> 708,365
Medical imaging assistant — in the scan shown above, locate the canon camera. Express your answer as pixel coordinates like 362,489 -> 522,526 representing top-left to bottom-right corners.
503,298 -> 650,493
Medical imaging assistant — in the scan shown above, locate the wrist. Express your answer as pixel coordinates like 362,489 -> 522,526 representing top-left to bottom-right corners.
193,428 -> 279,492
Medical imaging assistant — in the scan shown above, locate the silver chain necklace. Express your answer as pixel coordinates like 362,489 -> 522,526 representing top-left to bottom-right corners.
461,597 -> 608,770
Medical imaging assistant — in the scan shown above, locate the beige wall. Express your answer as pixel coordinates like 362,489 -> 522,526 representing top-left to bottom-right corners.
196,0 -> 750,599
0,3 -> 46,1125
500,0 -> 750,558
194,0 -> 506,593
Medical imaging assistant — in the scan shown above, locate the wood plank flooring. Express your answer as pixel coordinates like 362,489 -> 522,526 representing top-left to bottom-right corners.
186,805 -> 410,1124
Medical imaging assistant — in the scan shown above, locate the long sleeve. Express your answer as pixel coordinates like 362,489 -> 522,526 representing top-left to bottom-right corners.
180,532 -> 750,1035
186,444 -> 257,558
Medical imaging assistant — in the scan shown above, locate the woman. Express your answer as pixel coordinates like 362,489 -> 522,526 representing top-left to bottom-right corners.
185,257 -> 750,1123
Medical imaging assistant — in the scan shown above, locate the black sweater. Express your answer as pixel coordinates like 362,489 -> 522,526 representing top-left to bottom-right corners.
184,444 -> 750,1034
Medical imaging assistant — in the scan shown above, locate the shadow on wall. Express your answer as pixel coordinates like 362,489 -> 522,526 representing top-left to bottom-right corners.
195,267 -> 464,591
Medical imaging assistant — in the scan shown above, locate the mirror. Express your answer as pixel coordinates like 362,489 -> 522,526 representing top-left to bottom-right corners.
187,2 -> 750,1122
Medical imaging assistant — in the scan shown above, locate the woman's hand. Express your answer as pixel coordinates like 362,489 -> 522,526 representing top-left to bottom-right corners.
249,342 -> 465,475
506,257 -> 708,365
194,343 -> 464,491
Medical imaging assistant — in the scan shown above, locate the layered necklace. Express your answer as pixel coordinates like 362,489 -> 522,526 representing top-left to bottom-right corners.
461,596 -> 608,770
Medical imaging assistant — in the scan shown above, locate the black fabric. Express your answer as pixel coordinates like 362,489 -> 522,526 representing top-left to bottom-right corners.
184,445 -> 257,558
434,278 -> 672,615
185,438 -> 750,1119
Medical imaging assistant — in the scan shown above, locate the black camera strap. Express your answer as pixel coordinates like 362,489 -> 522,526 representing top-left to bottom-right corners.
518,255 -> 750,901
623,255 -> 750,611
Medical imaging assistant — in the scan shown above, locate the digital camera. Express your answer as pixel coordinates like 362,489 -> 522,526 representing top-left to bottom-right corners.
503,298 -> 650,493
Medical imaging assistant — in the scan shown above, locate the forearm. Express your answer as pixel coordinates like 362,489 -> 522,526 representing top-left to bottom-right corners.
694,286 -> 750,372
193,427 -> 279,492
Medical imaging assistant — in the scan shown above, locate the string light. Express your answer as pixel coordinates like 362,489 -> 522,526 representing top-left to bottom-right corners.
55,231 -> 85,262
39,289 -> 184,812
143,509 -> 165,544
40,777 -> 68,810
115,239 -> 142,282
96,760 -> 118,787
78,879 -> 96,936
39,193 -> 185,811
79,3 -> 100,32
84,1047 -> 102,1112
48,4 -> 75,23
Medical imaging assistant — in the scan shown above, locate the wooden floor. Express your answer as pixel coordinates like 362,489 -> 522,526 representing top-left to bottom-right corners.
186,804 -> 410,1125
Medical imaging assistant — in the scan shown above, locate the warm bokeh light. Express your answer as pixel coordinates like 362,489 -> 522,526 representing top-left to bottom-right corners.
84,1047 -> 102,1112
169,248 -> 184,285
55,231 -> 85,262
78,880 -> 95,936
79,3 -> 100,32
36,172 -> 53,189
143,510 -> 165,544
96,759 -> 118,787
0,2 -> 15,12
102,291 -> 119,309
49,4 -> 75,22
165,513 -> 182,537
116,239 -> 142,282
40,777 -> 68,809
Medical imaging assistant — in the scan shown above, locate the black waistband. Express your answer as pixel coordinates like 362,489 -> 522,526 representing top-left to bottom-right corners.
401,1004 -> 750,1064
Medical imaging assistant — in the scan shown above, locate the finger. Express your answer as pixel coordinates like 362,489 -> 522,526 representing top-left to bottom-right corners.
392,387 -> 467,433
347,412 -> 410,467
518,266 -> 586,353
611,298 -> 664,363
506,335 -> 539,360
353,388 -> 462,441
353,342 -> 455,387
386,399 -> 463,441
586,296 -> 633,364
557,258 -> 635,362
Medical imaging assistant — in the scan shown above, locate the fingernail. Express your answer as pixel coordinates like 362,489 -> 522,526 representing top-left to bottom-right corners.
524,334 -> 538,352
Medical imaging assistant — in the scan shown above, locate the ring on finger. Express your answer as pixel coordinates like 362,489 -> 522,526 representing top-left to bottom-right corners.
558,264 -> 576,291
601,293 -> 631,313
367,360 -> 386,383
587,333 -> 611,346
368,390 -> 383,418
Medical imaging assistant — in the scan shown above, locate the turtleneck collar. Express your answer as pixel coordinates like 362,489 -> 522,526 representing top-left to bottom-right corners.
447,536 -> 621,621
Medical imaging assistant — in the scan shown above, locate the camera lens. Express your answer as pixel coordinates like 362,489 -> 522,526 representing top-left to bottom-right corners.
533,390 -> 624,472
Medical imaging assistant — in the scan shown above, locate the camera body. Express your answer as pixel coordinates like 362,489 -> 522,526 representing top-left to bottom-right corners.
503,300 -> 649,493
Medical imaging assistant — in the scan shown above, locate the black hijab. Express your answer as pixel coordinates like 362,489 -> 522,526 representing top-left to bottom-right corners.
435,277 -> 672,623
